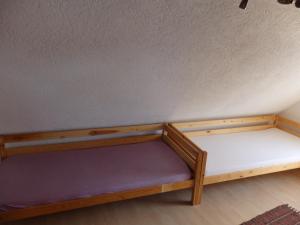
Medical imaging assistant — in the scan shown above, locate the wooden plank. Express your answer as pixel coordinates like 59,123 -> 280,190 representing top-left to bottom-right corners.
0,180 -> 193,223
184,124 -> 274,137
6,135 -> 161,158
173,115 -> 276,129
2,123 -> 163,143
164,126 -> 197,160
168,124 -> 206,153
277,116 -> 300,130
162,135 -> 196,170
166,125 -> 199,156
192,151 -> 207,205
277,125 -> 300,138
204,161 -> 300,185
161,180 -> 194,192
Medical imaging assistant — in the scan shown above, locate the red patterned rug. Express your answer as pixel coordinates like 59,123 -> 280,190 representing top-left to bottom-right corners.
241,205 -> 300,225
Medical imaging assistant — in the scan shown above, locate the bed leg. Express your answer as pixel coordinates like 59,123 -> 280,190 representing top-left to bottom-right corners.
192,152 -> 207,205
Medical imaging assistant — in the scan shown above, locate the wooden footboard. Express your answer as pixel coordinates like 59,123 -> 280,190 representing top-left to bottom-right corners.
0,123 -> 163,160
162,124 -> 207,205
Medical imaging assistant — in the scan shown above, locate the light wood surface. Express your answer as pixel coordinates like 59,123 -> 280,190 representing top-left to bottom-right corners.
1,123 -> 164,160
172,115 -> 275,138
192,152 -> 207,205
162,124 -> 207,206
1,124 -> 163,143
166,124 -> 204,156
173,115 -> 275,129
204,161 -> 300,185
0,180 -> 193,223
276,116 -> 300,138
162,135 -> 196,170
162,123 -> 207,204
184,124 -> 274,137
6,135 -> 161,158
277,125 -> 300,138
5,170 -> 300,225
277,116 -> 300,130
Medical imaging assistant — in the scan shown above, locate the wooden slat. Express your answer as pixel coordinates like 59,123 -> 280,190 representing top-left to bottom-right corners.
161,179 -> 194,192
173,115 -> 276,129
277,125 -> 300,138
204,161 -> 300,185
184,124 -> 274,137
192,151 -> 207,205
6,135 -> 161,158
0,180 -> 193,223
277,116 -> 300,130
164,126 -> 198,160
162,135 -> 196,170
2,124 -> 163,143
168,124 -> 206,152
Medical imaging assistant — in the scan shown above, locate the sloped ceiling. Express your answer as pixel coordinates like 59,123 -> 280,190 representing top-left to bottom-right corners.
1,0 -> 300,133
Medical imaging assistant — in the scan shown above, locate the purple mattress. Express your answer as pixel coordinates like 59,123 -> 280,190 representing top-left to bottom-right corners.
0,140 -> 191,212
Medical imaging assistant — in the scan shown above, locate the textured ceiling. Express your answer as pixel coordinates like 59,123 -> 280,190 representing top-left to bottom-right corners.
1,0 -> 300,133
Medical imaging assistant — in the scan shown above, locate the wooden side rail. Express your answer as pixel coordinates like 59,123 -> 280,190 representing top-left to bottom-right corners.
172,115 -> 276,137
204,161 -> 300,185
5,135 -> 161,158
0,123 -> 163,161
173,115 -> 276,129
0,180 -> 194,223
2,124 -> 163,143
276,116 -> 300,138
162,124 -> 207,205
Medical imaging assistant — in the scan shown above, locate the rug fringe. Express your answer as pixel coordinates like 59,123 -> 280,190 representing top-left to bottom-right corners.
241,204 -> 299,225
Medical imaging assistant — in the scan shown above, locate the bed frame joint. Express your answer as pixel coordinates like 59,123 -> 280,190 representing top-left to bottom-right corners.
273,115 -> 279,127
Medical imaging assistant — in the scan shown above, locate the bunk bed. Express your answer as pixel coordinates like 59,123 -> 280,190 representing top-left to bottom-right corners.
0,123 -> 206,223
171,115 -> 300,185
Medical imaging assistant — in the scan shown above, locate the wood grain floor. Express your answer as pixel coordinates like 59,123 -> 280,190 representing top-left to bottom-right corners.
5,169 -> 300,225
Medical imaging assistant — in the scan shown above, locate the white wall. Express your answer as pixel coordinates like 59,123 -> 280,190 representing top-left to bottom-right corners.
281,101 -> 300,122
1,0 -> 300,133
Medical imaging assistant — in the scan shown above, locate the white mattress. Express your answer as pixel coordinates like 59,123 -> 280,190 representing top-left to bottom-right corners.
191,128 -> 300,176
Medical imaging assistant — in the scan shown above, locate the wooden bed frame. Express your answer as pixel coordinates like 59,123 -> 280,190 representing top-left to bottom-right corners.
171,115 -> 300,185
0,123 -> 207,223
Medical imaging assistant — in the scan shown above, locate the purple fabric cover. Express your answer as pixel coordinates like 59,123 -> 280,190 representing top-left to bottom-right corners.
0,140 -> 191,212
